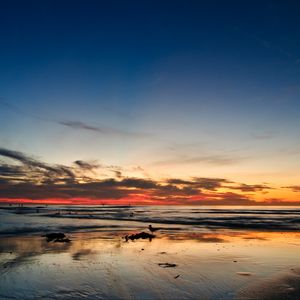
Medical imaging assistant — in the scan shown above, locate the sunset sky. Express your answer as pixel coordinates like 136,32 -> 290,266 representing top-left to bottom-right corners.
0,1 -> 300,205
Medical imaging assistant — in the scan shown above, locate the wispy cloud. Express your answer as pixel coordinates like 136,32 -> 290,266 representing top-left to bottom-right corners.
58,120 -> 150,138
59,121 -> 104,133
73,160 -> 101,171
229,183 -> 272,192
251,130 -> 277,140
283,185 -> 300,192
153,154 -> 243,166
0,98 -> 150,139
0,148 -> 75,181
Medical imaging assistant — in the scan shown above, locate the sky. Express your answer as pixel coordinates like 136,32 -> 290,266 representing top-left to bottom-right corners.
0,0 -> 300,205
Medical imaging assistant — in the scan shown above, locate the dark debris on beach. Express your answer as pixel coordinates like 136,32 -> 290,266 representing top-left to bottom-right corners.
42,232 -> 71,243
124,231 -> 155,242
158,263 -> 177,268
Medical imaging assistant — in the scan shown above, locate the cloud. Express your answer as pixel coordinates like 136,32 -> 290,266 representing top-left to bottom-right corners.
149,191 -> 258,206
199,192 -> 257,206
113,170 -> 122,178
251,131 -> 276,140
229,183 -> 272,192
58,120 -> 150,138
167,177 -> 230,191
1,148 -> 295,206
193,177 -> 231,190
264,198 -> 300,206
74,160 -> 100,171
283,185 -> 300,192
59,121 -> 103,132
0,99 -> 150,140
0,164 -> 27,178
153,154 -> 243,166
0,148 -> 75,183
166,177 -> 271,193
118,178 -> 157,189
167,178 -> 195,185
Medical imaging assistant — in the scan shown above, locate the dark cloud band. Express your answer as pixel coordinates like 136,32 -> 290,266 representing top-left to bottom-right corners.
0,148 -> 294,205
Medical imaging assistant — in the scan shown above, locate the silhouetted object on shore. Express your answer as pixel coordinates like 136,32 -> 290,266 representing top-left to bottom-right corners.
42,232 -> 71,243
158,263 -> 177,268
149,224 -> 160,233
124,231 -> 155,242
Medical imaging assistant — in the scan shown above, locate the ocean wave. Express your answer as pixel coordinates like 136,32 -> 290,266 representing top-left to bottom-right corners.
0,205 -> 299,236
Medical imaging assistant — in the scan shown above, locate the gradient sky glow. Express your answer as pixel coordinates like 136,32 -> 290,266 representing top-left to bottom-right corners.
1,1 -> 300,205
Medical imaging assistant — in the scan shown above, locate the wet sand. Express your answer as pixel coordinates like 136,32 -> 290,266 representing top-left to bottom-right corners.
0,230 -> 299,299
238,268 -> 300,300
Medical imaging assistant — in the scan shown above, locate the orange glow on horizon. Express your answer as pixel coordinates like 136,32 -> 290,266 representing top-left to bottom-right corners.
1,196 -> 299,206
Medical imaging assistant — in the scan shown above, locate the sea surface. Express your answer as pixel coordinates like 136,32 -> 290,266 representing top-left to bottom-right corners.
0,205 -> 299,236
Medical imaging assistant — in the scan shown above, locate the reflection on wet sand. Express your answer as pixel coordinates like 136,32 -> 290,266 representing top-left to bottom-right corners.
0,230 -> 299,299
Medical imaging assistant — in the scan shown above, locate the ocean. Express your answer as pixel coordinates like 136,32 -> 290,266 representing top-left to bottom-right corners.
1,205 -> 299,236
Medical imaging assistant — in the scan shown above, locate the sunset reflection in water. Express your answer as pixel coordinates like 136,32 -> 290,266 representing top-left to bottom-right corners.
1,230 -> 299,299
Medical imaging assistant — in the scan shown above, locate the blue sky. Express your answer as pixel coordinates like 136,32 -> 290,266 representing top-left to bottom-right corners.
0,1 -> 300,203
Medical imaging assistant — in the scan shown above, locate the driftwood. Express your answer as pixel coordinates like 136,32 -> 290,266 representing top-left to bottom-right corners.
42,232 -> 71,243
124,231 -> 155,242
158,263 -> 177,268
